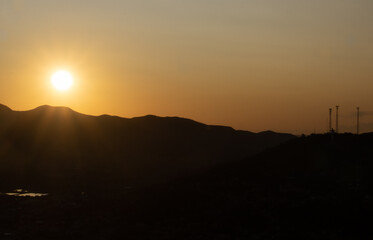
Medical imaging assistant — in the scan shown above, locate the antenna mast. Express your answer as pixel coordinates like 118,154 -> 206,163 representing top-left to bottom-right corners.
335,105 -> 339,133
357,107 -> 360,135
329,108 -> 332,132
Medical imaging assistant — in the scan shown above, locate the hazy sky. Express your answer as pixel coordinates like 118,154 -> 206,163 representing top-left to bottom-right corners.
0,0 -> 372,134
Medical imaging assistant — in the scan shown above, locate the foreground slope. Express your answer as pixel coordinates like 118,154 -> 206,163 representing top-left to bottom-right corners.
0,104 -> 294,190
134,133 -> 373,239
1,133 -> 372,239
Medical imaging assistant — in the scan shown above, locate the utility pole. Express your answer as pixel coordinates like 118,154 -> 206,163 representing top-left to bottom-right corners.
329,108 -> 332,132
357,107 -> 360,135
335,105 -> 339,133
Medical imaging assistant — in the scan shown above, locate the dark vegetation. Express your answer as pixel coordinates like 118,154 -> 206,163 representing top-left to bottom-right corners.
1,104 -> 373,239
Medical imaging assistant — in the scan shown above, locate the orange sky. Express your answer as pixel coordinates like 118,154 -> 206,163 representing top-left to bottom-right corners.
0,0 -> 372,134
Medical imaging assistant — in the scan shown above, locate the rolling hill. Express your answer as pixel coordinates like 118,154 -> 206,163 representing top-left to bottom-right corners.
1,130 -> 372,239
0,104 -> 294,191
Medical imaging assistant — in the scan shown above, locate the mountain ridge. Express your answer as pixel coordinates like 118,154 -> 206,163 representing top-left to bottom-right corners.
0,103 -> 295,191
0,104 -> 290,135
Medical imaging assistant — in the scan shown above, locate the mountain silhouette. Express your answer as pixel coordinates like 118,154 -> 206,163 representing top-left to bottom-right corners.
1,129 -> 372,239
0,104 -> 294,191
121,132 -> 373,239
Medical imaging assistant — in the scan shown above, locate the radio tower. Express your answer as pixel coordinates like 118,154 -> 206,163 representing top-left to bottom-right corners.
335,105 -> 339,133
329,108 -> 332,132
357,107 -> 360,135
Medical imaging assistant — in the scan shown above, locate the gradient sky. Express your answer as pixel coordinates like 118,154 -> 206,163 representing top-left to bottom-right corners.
0,0 -> 372,134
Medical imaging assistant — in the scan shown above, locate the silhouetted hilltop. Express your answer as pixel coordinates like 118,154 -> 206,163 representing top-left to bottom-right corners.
0,104 -> 294,191
116,132 -> 373,239
0,131 -> 371,239
0,104 -> 12,112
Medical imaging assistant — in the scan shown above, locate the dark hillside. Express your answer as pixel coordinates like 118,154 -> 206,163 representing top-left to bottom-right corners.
0,104 -> 294,191
1,133 -> 373,239
130,132 -> 373,239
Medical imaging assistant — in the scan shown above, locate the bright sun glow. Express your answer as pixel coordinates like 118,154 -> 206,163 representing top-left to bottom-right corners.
51,70 -> 73,91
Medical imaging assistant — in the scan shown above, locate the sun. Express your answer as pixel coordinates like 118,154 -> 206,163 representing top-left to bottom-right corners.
51,70 -> 73,91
